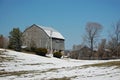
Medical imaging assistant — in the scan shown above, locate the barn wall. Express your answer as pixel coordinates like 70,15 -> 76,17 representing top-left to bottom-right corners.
22,25 -> 49,49
22,24 -> 65,51
52,38 -> 64,51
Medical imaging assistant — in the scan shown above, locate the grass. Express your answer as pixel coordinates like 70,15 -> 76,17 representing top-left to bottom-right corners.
0,50 -> 15,63
50,76 -> 78,80
23,63 -> 53,66
50,77 -> 71,80
82,61 -> 120,68
0,55 -> 15,63
41,68 -> 59,73
0,68 -> 59,77
0,70 -> 34,77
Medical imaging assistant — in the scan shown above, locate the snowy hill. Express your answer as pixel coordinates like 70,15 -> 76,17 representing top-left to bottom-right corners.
0,49 -> 120,80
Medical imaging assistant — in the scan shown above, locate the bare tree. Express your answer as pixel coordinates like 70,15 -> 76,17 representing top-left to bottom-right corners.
114,20 -> 120,44
114,20 -> 120,58
97,39 -> 106,59
107,20 -> 120,58
3,37 -> 9,51
84,22 -> 102,59
0,35 -> 4,48
0,35 -> 9,51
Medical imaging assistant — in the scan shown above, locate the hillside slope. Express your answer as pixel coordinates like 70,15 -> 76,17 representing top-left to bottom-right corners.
0,49 -> 120,80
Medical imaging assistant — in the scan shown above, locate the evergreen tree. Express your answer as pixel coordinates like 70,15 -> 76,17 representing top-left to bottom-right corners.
9,28 -> 22,51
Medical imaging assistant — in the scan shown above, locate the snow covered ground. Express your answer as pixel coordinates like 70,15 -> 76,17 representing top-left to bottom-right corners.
0,49 -> 120,80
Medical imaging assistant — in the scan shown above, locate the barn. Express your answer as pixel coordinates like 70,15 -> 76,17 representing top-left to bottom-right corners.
22,24 -> 65,52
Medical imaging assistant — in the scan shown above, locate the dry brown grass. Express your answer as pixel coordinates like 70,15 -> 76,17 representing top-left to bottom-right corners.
82,61 -> 120,68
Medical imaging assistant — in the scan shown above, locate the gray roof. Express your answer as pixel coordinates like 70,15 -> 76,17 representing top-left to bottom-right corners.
36,24 -> 65,40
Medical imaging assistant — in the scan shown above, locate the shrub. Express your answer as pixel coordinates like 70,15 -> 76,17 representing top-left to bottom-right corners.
35,48 -> 47,56
22,48 -> 31,52
53,52 -> 62,58
30,47 -> 36,52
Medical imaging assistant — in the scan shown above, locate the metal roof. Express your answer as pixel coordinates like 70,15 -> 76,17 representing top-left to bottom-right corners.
37,25 -> 65,40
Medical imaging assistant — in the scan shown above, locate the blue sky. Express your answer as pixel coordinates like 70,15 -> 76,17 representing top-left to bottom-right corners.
0,0 -> 120,49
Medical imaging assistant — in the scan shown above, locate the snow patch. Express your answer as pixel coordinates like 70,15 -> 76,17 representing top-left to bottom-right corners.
0,49 -> 120,80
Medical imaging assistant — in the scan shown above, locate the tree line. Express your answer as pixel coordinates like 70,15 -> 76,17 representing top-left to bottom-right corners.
70,20 -> 120,59
0,28 -> 22,51
0,20 -> 120,59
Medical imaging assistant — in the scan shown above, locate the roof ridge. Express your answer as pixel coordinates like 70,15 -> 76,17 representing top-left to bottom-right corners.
34,24 -> 65,39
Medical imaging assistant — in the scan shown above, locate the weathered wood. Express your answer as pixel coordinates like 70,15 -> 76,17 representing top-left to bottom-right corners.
22,24 -> 65,52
